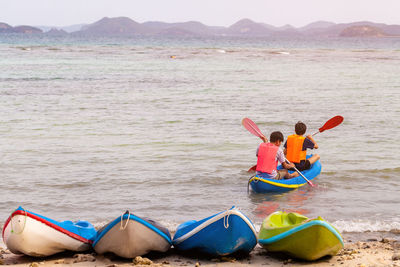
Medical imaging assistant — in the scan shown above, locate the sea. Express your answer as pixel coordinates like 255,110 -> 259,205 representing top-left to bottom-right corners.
0,35 -> 399,241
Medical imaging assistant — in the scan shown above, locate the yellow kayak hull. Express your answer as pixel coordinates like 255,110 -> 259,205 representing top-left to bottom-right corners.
258,211 -> 344,261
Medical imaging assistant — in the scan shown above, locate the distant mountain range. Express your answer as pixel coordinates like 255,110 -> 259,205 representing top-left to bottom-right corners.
0,22 -> 42,34
2,17 -> 400,38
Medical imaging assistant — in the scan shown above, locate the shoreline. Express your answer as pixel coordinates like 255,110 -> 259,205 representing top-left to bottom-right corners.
1,235 -> 399,267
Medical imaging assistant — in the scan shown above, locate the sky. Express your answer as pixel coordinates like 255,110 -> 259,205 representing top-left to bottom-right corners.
1,0 -> 400,28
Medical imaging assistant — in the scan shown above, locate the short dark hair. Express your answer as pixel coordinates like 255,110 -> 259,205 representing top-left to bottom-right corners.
270,131 -> 284,143
295,121 -> 307,135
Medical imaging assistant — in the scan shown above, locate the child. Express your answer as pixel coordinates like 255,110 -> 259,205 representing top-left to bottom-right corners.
284,121 -> 320,172
256,131 -> 297,180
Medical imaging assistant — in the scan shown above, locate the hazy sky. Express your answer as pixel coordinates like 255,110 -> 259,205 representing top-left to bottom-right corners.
2,0 -> 400,27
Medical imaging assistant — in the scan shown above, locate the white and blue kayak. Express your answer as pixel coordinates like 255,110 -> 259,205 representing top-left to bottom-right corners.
172,207 -> 257,256
93,210 -> 172,258
2,206 -> 96,257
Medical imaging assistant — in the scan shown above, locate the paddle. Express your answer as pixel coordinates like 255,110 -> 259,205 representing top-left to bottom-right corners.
247,165 -> 257,172
242,118 -> 267,141
242,118 -> 314,187
285,159 -> 314,187
312,115 -> 343,136
242,118 -> 267,173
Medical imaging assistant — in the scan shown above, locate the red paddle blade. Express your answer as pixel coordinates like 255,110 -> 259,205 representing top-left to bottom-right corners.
319,115 -> 344,133
242,118 -> 266,139
248,164 -> 257,173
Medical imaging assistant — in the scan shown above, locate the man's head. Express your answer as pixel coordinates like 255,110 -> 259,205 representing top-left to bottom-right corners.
295,121 -> 307,135
270,131 -> 284,145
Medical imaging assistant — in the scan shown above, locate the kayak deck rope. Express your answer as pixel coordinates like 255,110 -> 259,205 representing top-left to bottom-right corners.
223,209 -> 231,229
120,210 -> 130,230
247,175 -> 256,193
11,207 -> 27,234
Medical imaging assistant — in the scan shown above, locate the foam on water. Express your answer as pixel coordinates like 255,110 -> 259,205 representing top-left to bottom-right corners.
334,219 -> 400,233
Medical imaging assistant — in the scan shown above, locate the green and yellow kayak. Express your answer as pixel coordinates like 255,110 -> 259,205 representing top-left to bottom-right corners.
258,211 -> 344,261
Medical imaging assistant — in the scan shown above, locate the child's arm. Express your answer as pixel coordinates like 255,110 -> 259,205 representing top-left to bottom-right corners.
282,161 -> 295,169
278,150 -> 294,169
306,135 -> 319,149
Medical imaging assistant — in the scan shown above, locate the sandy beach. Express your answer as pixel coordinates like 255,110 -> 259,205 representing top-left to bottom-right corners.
1,237 -> 399,267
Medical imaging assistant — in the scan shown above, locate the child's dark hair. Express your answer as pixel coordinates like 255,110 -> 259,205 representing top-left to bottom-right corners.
295,121 -> 307,135
270,131 -> 284,143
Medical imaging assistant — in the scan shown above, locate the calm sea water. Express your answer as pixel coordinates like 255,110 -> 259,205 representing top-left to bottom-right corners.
0,35 -> 399,237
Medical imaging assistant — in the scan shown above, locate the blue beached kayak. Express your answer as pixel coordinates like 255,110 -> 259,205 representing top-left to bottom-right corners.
249,156 -> 321,193
172,207 -> 257,256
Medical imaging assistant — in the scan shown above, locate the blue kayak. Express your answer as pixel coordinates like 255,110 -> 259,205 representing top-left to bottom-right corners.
172,207 -> 257,256
249,156 -> 321,193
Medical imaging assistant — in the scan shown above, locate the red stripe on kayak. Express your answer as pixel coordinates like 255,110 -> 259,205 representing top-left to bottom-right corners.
2,215 -> 12,240
2,210 -> 92,244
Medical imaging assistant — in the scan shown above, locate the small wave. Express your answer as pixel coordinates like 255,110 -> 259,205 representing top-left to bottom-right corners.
356,167 -> 400,174
334,219 -> 400,233
1,77 -> 64,82
324,167 -> 400,175
15,46 -> 31,51
165,120 -> 183,124
47,47 -> 62,51
269,51 -> 290,55
33,181 -> 91,189
367,57 -> 396,61
351,49 -> 379,53
255,121 -> 287,126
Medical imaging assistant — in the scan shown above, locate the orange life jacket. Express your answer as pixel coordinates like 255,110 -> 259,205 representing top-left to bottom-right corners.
286,134 -> 307,163
256,143 -> 279,174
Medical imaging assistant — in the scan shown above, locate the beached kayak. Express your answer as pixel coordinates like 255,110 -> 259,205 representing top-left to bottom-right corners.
172,207 -> 257,256
249,156 -> 321,193
258,211 -> 344,261
2,206 -> 96,257
93,210 -> 172,258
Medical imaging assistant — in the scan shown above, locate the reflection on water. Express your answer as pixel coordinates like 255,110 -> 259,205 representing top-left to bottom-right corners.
249,186 -> 315,219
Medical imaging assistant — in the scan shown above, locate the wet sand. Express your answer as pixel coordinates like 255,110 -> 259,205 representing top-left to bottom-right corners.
1,238 -> 400,267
